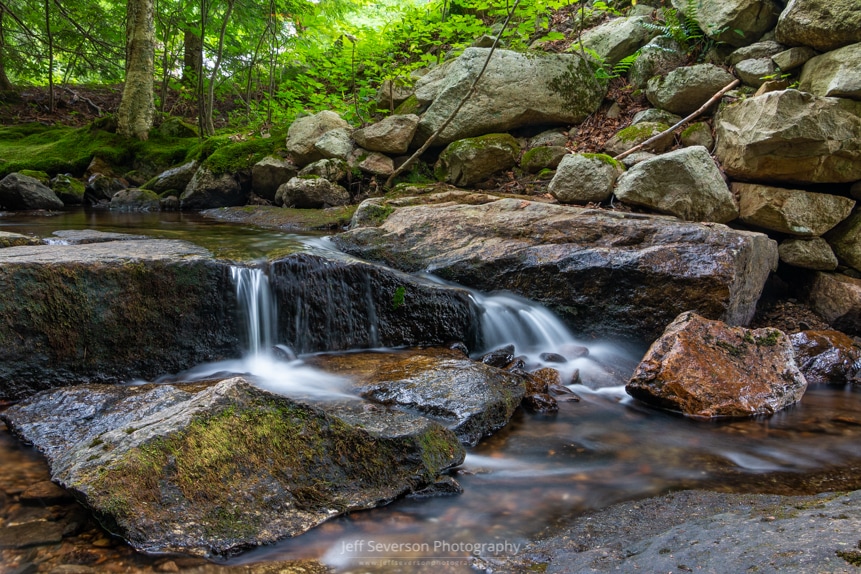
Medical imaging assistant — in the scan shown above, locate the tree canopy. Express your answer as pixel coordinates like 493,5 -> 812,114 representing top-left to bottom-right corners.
0,0 -> 599,132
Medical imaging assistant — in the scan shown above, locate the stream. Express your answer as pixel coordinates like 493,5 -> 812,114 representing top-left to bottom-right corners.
2,210 -> 861,573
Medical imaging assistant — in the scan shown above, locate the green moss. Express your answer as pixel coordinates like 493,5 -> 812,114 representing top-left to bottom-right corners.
681,122 -> 709,138
614,123 -> 670,143
581,153 -> 624,170
393,94 -> 420,116
755,329 -> 781,347
196,135 -> 283,177
18,169 -> 50,185
837,550 -> 861,566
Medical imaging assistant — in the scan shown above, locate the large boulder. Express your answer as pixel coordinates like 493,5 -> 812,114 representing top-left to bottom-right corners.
790,329 -> 861,385
804,272 -> 861,335
352,114 -> 420,155
0,240 -> 239,400
684,0 -> 781,47
548,153 -> 623,204
775,0 -> 861,52
0,377 -> 465,556
274,176 -> 351,208
614,146 -> 739,223
578,16 -> 657,66
180,166 -> 249,210
50,174 -> 86,205
778,237 -> 839,271
415,48 -> 605,145
626,312 -> 807,418
798,43 -> 861,100
334,198 -> 778,342
714,90 -> 861,184
0,173 -> 65,210
646,64 -> 736,115
825,210 -> 861,272
313,127 -> 354,161
434,134 -> 520,186
251,156 -> 299,202
306,348 -> 526,446
109,188 -> 161,212
735,182 -> 855,236
145,161 -> 198,195
285,111 -> 351,165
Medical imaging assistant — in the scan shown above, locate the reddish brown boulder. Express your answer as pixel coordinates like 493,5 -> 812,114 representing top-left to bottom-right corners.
626,312 -> 807,418
790,330 -> 861,385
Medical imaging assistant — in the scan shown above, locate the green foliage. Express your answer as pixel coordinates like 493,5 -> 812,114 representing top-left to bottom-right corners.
639,0 -> 714,59
392,285 -> 406,310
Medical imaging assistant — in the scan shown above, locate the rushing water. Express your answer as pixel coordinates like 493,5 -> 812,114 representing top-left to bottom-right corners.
3,211 -> 861,573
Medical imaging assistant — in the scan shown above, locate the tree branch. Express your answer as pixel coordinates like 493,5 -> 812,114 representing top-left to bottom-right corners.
613,79 -> 740,161
383,0 -> 522,189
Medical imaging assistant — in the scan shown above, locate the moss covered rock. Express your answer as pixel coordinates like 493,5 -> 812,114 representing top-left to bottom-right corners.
50,174 -> 86,205
1,377 -> 465,556
434,133 -> 520,187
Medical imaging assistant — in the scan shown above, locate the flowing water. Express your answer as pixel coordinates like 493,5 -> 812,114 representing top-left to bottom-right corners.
3,210 -> 861,573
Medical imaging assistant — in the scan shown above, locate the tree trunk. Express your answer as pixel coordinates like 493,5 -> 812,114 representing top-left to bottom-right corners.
0,8 -> 15,92
182,24 -> 201,85
203,0 -> 234,135
117,0 -> 155,140
45,0 -> 54,111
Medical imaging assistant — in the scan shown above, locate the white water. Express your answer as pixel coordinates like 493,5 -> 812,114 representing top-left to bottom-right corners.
230,266 -> 277,356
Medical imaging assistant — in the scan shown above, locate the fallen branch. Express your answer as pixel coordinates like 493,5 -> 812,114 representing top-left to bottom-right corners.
384,0 -> 521,189
59,86 -> 103,116
613,78 -> 740,162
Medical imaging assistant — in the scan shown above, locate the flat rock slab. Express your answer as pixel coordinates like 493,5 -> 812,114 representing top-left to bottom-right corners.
0,377 -> 465,556
306,348 -> 527,446
491,489 -> 861,573
335,198 -> 777,342
0,239 -> 239,399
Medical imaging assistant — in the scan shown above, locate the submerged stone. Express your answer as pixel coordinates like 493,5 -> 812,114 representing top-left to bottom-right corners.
626,312 -> 807,418
0,377 -> 464,556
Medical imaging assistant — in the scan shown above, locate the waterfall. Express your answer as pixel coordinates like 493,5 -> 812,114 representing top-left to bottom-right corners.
230,265 -> 277,356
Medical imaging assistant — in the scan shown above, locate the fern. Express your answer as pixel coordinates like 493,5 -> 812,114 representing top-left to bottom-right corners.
612,50 -> 640,77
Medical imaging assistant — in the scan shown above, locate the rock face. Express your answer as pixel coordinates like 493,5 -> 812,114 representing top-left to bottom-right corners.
646,64 -> 736,115
0,240 -> 239,400
775,0 -> 861,52
735,182 -> 855,236
415,48 -> 605,145
626,312 -> 807,418
434,134 -> 520,186
614,146 -> 739,223
548,153 -> 622,204
180,166 -> 249,210
715,89 -> 861,184
0,377 -> 465,556
306,348 -> 526,446
798,43 -> 861,100
790,330 -> 861,385
334,198 -> 778,342
352,114 -> 420,155
0,173 -> 65,210
268,251 -> 478,354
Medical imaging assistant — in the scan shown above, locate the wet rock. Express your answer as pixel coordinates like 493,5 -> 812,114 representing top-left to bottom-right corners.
85,173 -> 126,204
334,198 -> 777,342
434,134 -> 520,187
307,348 -> 526,446
20,481 -> 74,504
539,353 -> 567,364
268,251 -> 478,353
48,230 -> 149,244
407,475 -> 463,498
109,188 -> 161,212
790,329 -> 861,385
285,110 -> 351,165
480,345 -> 516,369
180,166 -> 249,210
50,174 -> 86,205
520,370 -> 559,413
714,89 -> 861,184
352,114 -> 419,155
614,146 -> 739,224
626,312 -> 807,418
0,378 -> 464,556
145,161 -> 198,195
415,48 -> 605,145
798,42 -> 861,100
0,521 -> 65,548
0,173 -> 65,210
775,0 -> 861,52
0,231 -> 42,248
735,182 -> 855,236
251,156 -> 298,202
274,176 -> 350,208
0,240 -> 238,400
646,64 -> 736,115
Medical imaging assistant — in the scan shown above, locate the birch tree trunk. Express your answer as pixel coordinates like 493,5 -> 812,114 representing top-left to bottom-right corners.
117,0 -> 155,140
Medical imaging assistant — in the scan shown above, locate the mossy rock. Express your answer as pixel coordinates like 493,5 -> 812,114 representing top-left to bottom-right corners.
604,122 -> 672,156
51,174 -> 86,205
18,170 -> 50,186
521,146 -> 568,173
393,94 -> 423,116
434,133 -> 520,187
157,117 -> 199,138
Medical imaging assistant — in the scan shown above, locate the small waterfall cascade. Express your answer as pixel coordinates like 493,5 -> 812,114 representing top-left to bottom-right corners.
230,265 -> 277,356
